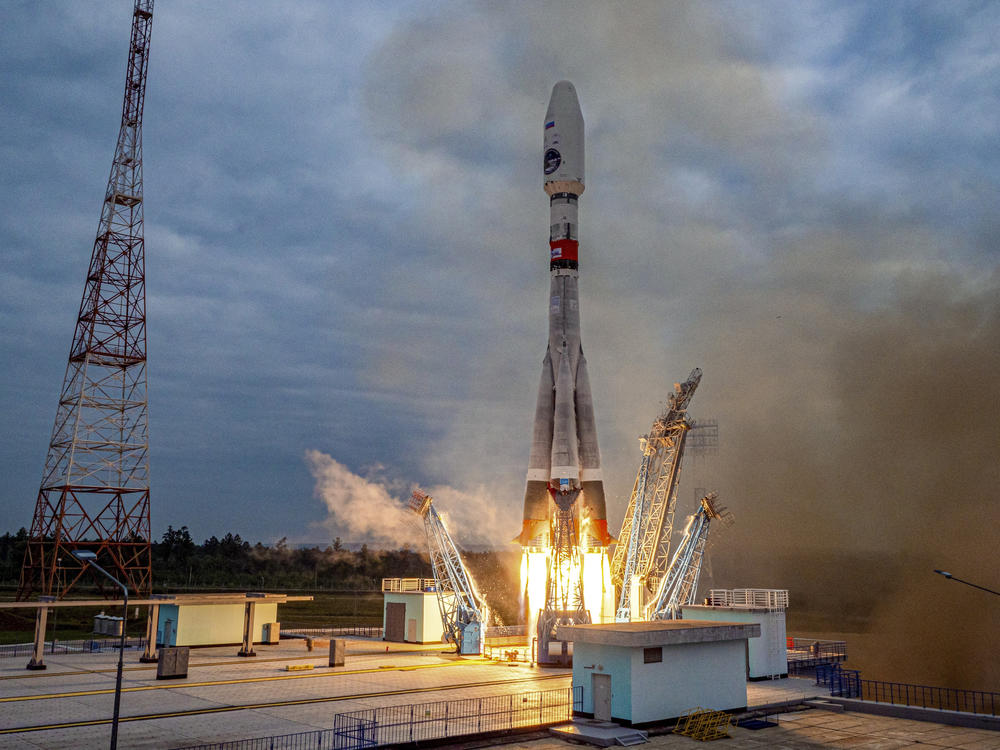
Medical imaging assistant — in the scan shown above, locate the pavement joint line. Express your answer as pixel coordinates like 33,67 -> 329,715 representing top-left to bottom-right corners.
0,648 -> 454,681
0,673 -> 569,735
0,657 -> 497,702
0,653 -> 326,680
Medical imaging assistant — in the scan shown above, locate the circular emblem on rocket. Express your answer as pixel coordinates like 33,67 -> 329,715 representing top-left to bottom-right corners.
543,148 -> 561,175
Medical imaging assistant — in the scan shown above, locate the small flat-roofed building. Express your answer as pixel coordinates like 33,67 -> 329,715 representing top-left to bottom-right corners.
156,594 -> 280,648
557,619 -> 760,726
684,588 -> 789,679
382,578 -> 449,644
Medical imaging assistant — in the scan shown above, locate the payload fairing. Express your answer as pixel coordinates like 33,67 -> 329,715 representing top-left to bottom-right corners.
517,81 -> 612,549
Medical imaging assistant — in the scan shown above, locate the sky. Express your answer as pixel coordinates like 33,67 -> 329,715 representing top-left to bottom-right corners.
1,0 -> 997,574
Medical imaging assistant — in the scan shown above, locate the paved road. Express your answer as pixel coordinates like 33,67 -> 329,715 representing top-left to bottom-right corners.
0,638 -> 569,748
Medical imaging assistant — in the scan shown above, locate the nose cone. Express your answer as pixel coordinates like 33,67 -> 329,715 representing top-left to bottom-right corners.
545,81 -> 582,125
544,81 -> 585,194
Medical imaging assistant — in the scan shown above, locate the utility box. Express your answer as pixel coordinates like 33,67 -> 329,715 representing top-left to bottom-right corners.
261,622 -> 281,644
93,614 -> 124,636
329,638 -> 345,667
156,646 -> 190,680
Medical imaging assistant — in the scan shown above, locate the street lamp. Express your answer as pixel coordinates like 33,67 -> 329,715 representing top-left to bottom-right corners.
934,569 -> 1000,597
72,550 -> 127,750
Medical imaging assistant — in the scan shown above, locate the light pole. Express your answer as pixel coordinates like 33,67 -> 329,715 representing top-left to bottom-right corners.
72,550 -> 127,750
934,569 -> 1000,597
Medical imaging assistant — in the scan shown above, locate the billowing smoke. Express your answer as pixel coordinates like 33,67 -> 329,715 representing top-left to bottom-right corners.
306,450 -> 509,549
685,244 -> 1000,689
350,0 -> 999,689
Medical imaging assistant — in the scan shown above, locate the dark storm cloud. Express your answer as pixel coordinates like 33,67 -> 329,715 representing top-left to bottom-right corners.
0,0 -> 997,622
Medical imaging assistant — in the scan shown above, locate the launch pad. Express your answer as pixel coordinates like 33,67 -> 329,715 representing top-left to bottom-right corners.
0,631 -> 835,748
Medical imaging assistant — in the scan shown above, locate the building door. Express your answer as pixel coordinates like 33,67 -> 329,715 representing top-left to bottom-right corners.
407,618 -> 417,642
592,673 -> 612,722
385,603 -> 406,641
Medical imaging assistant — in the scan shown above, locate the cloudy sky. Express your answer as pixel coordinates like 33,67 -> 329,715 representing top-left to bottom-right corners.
1,1 -> 997,569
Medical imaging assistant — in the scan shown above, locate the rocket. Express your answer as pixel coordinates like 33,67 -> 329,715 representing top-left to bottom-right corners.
517,81 -> 613,548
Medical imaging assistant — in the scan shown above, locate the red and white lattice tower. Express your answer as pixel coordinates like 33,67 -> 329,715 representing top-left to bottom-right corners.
18,0 -> 155,600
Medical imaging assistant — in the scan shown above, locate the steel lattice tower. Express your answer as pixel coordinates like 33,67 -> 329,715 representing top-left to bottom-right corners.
18,0 -> 155,600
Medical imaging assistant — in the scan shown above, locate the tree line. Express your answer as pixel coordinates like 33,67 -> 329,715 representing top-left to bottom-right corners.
0,527 -> 431,591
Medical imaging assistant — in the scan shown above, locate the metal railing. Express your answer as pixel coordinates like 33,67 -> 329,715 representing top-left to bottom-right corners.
812,663 -> 1000,717
706,588 -> 789,610
0,637 -> 147,660
380,578 -> 435,592
484,643 -> 531,663
174,685 -> 581,750
786,637 -> 847,674
815,663 -> 861,697
280,625 -> 383,639
860,679 -> 1000,717
485,624 -> 526,638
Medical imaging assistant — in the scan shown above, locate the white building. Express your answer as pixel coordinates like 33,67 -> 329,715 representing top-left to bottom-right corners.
382,578 -> 450,644
557,620 -> 760,725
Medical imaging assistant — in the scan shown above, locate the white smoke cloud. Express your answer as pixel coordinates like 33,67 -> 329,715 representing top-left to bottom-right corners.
305,449 -> 511,549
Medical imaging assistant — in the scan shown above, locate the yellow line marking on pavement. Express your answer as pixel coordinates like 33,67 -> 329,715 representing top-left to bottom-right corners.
0,658 -> 495,702
0,673 -> 568,734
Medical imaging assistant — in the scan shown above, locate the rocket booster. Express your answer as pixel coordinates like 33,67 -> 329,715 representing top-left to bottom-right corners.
517,81 -> 612,548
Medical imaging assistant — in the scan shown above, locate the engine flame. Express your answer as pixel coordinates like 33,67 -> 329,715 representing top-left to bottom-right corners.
582,550 -> 614,623
520,545 -> 614,636
520,548 -> 549,637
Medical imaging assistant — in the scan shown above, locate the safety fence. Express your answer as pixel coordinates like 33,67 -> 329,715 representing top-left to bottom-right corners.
0,636 -> 147,660
280,625 -> 383,639
485,624 -> 526,638
786,637 -> 847,675
815,663 -> 862,697
813,663 -> 1000,717
484,643 -> 531,663
859,679 -> 1000,717
174,685 -> 581,750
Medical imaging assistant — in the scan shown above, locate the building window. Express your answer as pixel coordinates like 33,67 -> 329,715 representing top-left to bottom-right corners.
643,647 -> 662,664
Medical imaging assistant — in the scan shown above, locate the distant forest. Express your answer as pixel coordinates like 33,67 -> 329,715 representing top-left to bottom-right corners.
0,527 -> 519,609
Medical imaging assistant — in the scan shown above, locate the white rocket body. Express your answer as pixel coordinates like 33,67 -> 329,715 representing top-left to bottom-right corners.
518,82 -> 611,548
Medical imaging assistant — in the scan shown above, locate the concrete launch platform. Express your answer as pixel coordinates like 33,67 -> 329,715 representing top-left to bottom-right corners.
0,636 -> 994,748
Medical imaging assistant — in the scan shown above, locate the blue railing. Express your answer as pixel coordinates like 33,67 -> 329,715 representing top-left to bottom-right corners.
815,663 -> 861,697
